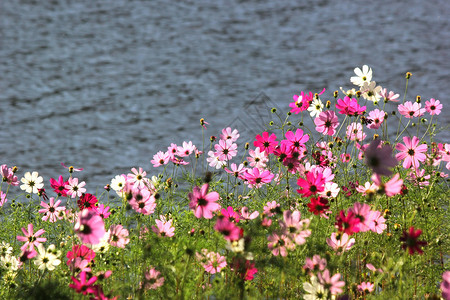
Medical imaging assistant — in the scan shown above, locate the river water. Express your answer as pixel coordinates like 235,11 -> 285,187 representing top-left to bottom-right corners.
1,0 -> 449,193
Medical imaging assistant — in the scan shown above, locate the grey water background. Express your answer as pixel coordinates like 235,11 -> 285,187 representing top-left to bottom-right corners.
1,0 -> 449,193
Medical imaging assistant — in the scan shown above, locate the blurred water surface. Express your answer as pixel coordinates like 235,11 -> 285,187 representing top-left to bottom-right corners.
1,0 -> 449,191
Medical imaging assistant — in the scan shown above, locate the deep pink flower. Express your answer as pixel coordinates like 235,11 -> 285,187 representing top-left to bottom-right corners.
314,110 -> 339,136
74,209 -> 106,245
396,136 -> 428,169
214,217 -> 242,241
254,131 -> 278,154
221,206 -> 240,223
95,204 -> 111,219
77,193 -> 98,211
69,271 -> 98,295
66,244 -> 95,266
282,129 -> 309,152
296,172 -> 325,197
289,92 -> 310,114
335,210 -> 360,235
39,197 -> 65,223
349,203 -> 373,232
400,226 -> 427,255
425,98 -> 442,115
188,183 -> 220,219
243,167 -> 274,188
307,197 -> 331,218
398,101 -> 426,118
364,139 -> 398,176
16,223 -> 47,252
50,175 -> 69,196
336,96 -> 366,115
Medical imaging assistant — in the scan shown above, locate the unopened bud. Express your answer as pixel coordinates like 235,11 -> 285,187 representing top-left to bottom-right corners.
405,72 -> 412,79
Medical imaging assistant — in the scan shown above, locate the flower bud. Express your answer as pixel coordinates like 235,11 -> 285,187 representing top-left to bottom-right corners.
405,72 -> 412,79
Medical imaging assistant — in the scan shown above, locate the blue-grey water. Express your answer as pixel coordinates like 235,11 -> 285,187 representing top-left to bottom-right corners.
1,0 -> 449,193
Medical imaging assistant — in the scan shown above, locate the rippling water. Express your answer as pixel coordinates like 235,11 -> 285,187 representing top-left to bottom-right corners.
1,0 -> 449,191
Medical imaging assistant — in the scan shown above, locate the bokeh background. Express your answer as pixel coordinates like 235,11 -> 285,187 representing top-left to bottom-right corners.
1,0 -> 449,191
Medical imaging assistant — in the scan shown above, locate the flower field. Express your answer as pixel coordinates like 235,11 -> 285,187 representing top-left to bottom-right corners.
1,66 -> 449,299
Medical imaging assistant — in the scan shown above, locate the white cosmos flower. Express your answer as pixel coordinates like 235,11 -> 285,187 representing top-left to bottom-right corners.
34,244 -> 61,271
110,174 -> 126,196
307,98 -> 324,118
20,171 -> 44,194
361,81 -> 382,103
303,276 -> 329,300
350,65 -> 372,87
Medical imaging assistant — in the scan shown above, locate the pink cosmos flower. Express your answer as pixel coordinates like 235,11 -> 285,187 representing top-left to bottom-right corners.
214,217 -> 242,241
254,131 -> 278,154
349,203 -> 373,232
346,122 -> 366,141
279,210 -> 311,245
129,189 -> 157,215
380,88 -> 400,103
364,139 -> 398,176
357,282 -> 375,293
1,164 -> 19,186
441,271 -> 450,300
39,197 -> 65,223
0,191 -> 7,207
326,232 -> 355,254
50,175 -> 69,196
65,177 -> 86,198
176,141 -> 196,157
297,172 -> 325,197
289,92 -> 310,114
240,207 -> 259,220
263,200 -> 280,217
66,244 -> 95,266
207,150 -> 226,169
304,255 -> 327,273
247,147 -> 269,169
267,232 -> 294,257
243,167 -> 274,188
220,127 -> 240,142
202,251 -> 227,274
151,151 -> 171,167
69,271 -> 98,295
395,136 -> 428,169
108,224 -> 130,248
61,162 -> 83,172
95,204 -> 111,219
314,110 -> 339,136
425,98 -> 442,115
368,210 -> 387,234
74,209 -> 106,245
372,173 -> 404,197
221,206 -> 240,223
318,269 -> 345,295
336,96 -> 366,116
282,129 -> 309,152
356,182 -> 379,196
152,217 -> 175,237
142,267 -> 165,290
188,183 -> 220,219
398,101 -> 426,118
224,163 -> 246,179
16,223 -> 47,252
215,139 -> 238,161
127,167 -> 147,190
367,109 -> 385,129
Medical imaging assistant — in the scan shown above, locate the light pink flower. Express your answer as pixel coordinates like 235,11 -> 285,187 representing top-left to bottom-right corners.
380,88 -> 400,102
74,209 -> 106,245
367,109 -> 385,129
39,197 -> 65,223
220,127 -> 240,142
151,151 -> 171,167
398,101 -> 425,118
65,177 -> 86,198
142,267 -> 165,290
267,232 -> 294,256
326,232 -> 355,254
314,110 -> 339,136
346,122 -> 366,141
318,269 -> 345,295
152,217 -> 175,237
396,136 -> 428,169
215,139 -> 238,161
304,255 -> 327,272
202,251 -> 227,274
357,282 -> 375,293
108,224 -> 130,248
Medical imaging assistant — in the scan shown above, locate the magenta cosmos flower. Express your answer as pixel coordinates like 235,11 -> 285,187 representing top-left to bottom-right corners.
282,129 -> 309,152
74,209 -> 106,245
254,131 -> 278,154
69,271 -> 98,295
17,223 -> 47,252
395,136 -> 428,169
314,111 -> 339,136
243,167 -> 274,188
336,96 -> 366,116
188,183 -> 220,219
297,172 -> 325,197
